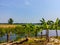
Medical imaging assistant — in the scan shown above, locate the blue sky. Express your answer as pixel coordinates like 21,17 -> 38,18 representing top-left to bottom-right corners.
0,0 -> 60,23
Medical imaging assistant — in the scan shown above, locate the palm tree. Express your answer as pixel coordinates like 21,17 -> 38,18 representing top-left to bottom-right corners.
45,22 -> 49,42
29,24 -> 35,37
40,18 -> 45,38
23,24 -> 29,37
40,26 -> 43,38
54,18 -> 59,38
34,26 -> 40,37
40,18 -> 49,42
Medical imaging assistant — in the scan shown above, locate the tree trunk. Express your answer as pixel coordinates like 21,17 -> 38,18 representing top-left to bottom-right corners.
56,29 -> 58,38
41,32 -> 42,38
46,29 -> 49,42
7,33 -> 10,42
56,26 -> 58,38
35,30 -> 37,38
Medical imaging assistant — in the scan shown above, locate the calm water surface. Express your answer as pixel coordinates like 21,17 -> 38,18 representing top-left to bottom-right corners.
38,30 -> 60,37
0,30 -> 60,41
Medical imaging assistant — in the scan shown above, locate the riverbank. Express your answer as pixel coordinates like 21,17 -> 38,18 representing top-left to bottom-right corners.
0,37 -> 60,45
0,37 -> 46,45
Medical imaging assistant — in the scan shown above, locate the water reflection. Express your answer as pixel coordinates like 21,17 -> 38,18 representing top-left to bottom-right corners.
0,30 -> 60,42
0,34 -> 16,42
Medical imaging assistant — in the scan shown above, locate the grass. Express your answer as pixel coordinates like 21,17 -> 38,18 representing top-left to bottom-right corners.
0,24 -> 22,28
0,25 -> 16,28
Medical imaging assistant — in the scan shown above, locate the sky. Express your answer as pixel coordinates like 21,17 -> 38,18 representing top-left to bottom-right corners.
0,0 -> 60,23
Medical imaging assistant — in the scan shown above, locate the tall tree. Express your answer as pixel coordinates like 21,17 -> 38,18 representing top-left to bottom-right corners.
8,18 -> 13,24
40,18 -> 49,42
40,18 -> 45,38
54,18 -> 59,38
34,26 -> 40,37
45,22 -> 49,42
40,26 -> 43,38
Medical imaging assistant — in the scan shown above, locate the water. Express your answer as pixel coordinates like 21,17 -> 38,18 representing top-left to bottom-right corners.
38,30 -> 60,36
0,34 -> 16,42
0,30 -> 60,42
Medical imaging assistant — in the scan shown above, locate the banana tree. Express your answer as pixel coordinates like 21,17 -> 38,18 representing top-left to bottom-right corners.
28,24 -> 35,37
46,22 -> 49,42
4,27 -> 15,42
5,28 -> 11,42
54,18 -> 59,38
47,20 -> 54,30
40,18 -> 45,38
40,18 -> 49,42
24,24 -> 35,37
0,28 -> 6,43
40,25 -> 43,38
34,26 -> 40,37
14,26 -> 25,39
32,25 -> 42,38
0,28 -> 6,38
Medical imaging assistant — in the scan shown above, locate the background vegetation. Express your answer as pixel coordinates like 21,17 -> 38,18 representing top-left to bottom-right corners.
0,18 -> 60,43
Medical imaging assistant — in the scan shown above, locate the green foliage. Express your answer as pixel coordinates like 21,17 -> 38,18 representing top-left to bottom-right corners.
8,18 -> 13,24
1,18 -> 60,42
40,18 -> 45,25
0,28 -> 5,37
14,26 -> 25,36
